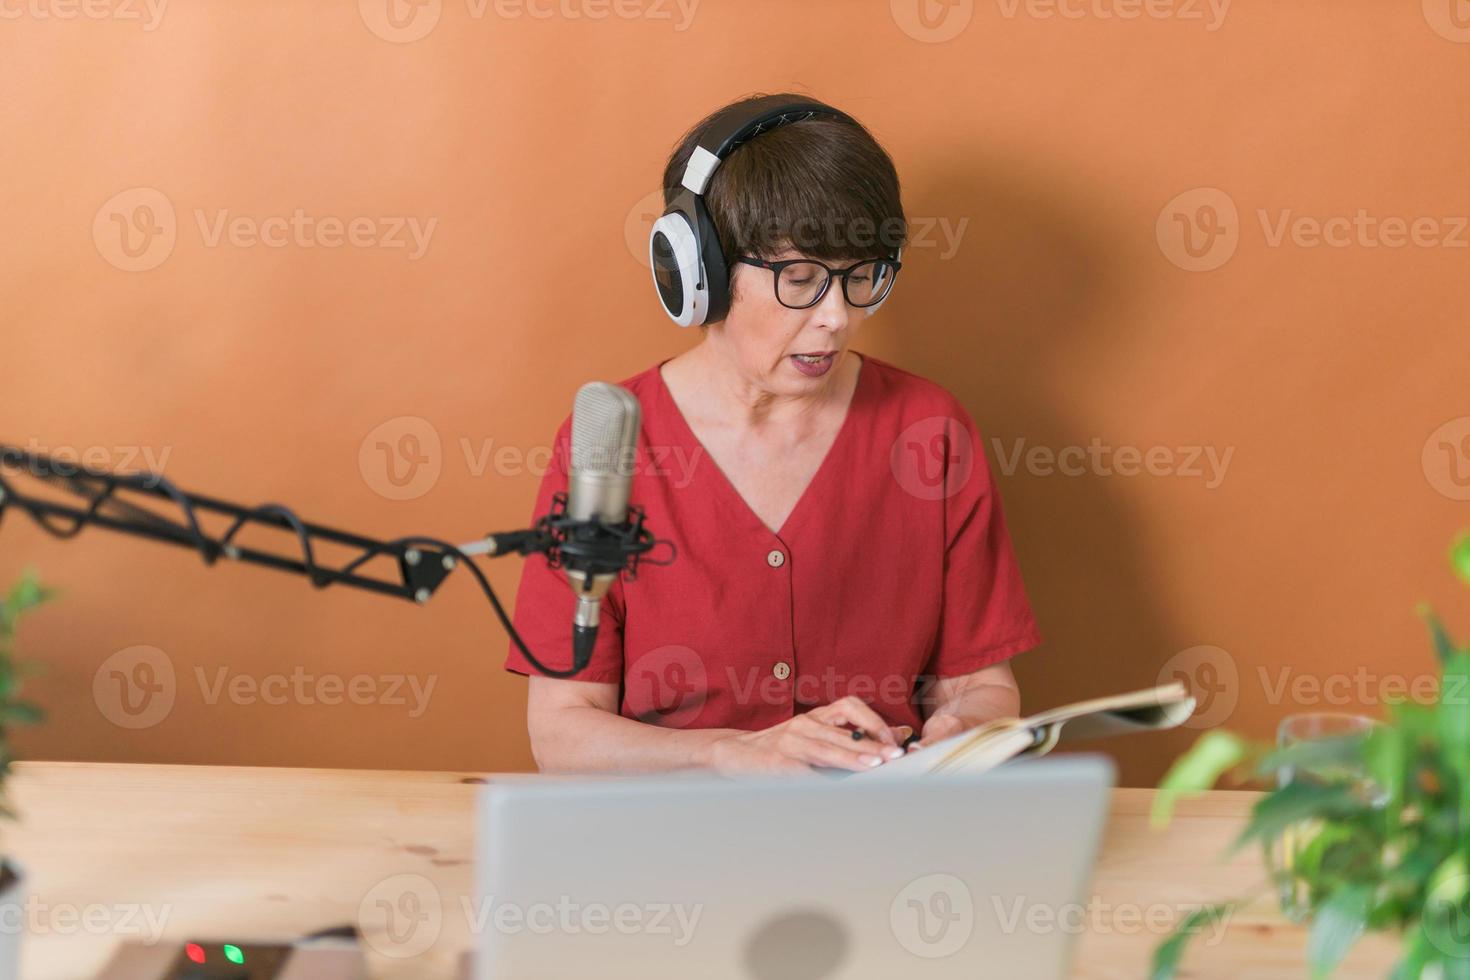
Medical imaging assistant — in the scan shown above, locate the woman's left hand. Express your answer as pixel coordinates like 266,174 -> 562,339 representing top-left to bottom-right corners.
914,712 -> 968,749
911,662 -> 1022,750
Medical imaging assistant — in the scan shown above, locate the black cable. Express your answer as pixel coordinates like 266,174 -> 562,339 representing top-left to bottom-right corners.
300,529 -> 593,679
433,537 -> 588,679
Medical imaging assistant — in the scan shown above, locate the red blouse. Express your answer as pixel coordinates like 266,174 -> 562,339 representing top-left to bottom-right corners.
504,353 -> 1041,733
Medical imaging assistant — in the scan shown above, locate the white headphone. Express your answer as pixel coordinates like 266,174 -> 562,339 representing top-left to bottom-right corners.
649,96 -> 902,327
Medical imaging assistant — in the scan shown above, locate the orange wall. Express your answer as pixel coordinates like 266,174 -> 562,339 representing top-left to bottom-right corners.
1,0 -> 1467,786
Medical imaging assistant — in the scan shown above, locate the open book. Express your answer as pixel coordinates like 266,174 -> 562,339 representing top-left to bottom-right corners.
861,681 -> 1196,778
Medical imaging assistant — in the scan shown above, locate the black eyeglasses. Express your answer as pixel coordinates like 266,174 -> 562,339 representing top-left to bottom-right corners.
736,255 -> 902,310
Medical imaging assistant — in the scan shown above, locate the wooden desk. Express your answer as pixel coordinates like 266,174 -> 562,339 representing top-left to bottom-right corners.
7,762 -> 1402,979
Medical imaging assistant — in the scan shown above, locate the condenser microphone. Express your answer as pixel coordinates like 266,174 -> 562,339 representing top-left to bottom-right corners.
565,382 -> 642,668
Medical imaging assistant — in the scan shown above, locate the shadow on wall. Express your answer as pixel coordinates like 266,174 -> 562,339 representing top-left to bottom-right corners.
886,154 -> 1183,787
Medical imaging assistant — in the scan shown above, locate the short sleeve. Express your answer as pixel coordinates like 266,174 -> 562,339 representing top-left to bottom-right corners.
923,403 -> 1042,678
503,416 -> 627,683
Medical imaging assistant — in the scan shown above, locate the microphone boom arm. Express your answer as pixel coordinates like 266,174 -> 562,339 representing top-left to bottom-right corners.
0,444 -> 669,678
0,444 -> 462,603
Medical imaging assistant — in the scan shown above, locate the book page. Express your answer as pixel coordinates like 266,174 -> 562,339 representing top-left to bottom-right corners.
859,722 -> 1037,779
855,681 -> 1193,778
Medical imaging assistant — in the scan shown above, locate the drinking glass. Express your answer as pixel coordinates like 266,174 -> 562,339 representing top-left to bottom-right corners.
1268,712 -> 1379,922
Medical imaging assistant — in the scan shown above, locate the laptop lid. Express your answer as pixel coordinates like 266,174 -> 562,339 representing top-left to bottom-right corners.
475,755 -> 1115,980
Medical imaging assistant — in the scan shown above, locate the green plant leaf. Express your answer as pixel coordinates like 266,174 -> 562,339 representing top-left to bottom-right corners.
1152,730 -> 1252,828
1439,652 -> 1470,832
1420,605 -> 1458,666
0,702 -> 43,726
1421,854 -> 1470,966
1452,531 -> 1470,588
1392,699 -> 1440,742
1389,844 -> 1447,895
1391,925 -> 1437,980
1231,780 -> 1365,855
1445,953 -> 1470,980
1363,724 -> 1407,826
1257,733 -> 1370,783
1307,883 -> 1372,978
1149,902 -> 1234,980
0,568 -> 54,638
1292,822 -> 1354,887
1405,913 -> 1470,980
4,569 -> 51,615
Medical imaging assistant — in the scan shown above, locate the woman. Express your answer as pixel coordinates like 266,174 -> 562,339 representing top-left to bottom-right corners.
505,94 -> 1041,775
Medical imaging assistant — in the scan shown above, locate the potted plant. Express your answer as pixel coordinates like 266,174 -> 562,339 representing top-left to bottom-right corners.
0,569 -> 51,975
1150,532 -> 1470,979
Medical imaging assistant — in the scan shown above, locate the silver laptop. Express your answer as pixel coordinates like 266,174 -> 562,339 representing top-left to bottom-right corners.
475,755 -> 1114,979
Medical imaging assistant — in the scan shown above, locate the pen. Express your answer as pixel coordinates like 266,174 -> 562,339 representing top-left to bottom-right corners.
852,728 -> 917,752
850,727 -> 918,753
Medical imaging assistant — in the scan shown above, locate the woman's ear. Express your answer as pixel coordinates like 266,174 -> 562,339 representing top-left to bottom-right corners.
724,263 -> 747,311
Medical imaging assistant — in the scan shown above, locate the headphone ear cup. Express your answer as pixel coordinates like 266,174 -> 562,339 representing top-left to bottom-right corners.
690,194 -> 730,324
649,204 -> 708,328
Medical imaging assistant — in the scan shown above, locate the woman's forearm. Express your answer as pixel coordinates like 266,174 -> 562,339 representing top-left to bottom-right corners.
529,704 -> 743,774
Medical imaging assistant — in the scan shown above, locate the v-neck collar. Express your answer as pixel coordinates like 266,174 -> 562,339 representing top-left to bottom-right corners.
654,352 -> 869,541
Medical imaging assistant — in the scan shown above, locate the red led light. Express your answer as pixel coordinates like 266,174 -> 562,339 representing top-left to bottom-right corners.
185,942 -> 206,964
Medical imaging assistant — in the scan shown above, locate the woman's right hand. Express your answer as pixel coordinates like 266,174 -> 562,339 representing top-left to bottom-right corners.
701,696 -> 909,775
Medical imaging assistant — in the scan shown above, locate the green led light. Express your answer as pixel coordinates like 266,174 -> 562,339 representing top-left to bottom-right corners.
223,944 -> 244,965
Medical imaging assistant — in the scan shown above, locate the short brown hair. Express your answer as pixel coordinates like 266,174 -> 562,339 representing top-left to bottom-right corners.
662,93 -> 907,268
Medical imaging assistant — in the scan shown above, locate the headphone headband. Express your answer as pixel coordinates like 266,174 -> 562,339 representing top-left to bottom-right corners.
680,97 -> 854,195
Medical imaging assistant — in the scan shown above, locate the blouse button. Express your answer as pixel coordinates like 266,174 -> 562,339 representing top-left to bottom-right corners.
766,549 -> 786,568
773,661 -> 792,680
